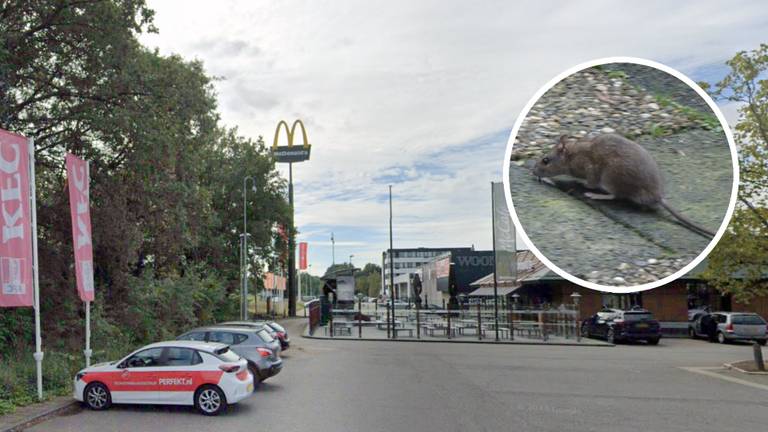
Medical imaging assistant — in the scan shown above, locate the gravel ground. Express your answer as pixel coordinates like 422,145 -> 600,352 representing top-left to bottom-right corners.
508,64 -> 732,286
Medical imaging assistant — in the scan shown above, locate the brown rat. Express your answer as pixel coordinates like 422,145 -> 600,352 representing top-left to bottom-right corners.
532,133 -> 715,238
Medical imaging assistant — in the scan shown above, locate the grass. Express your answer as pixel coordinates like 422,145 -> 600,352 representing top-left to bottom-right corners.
0,350 -> 81,415
606,69 -> 629,80
653,94 -> 722,131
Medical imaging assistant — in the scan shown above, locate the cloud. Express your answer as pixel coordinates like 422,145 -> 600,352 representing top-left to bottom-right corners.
140,0 -> 766,274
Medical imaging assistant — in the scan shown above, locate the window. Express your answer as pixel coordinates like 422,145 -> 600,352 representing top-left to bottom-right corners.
714,314 -> 727,324
178,332 -> 206,341
732,314 -> 766,325
125,348 -> 165,368
215,347 -> 241,363
209,331 -> 247,345
165,347 -> 202,366
257,329 -> 275,343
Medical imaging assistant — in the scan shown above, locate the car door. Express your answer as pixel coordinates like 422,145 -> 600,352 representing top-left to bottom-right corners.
154,347 -> 205,405
112,347 -> 166,404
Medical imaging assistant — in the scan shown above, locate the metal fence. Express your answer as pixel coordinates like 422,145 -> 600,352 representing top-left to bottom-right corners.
316,300 -> 582,342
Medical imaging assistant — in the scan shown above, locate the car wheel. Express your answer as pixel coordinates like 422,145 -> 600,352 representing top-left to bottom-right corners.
606,328 -> 615,344
717,332 -> 727,344
248,364 -> 264,383
647,338 -> 660,345
580,323 -> 589,338
84,382 -> 111,411
195,385 -> 227,416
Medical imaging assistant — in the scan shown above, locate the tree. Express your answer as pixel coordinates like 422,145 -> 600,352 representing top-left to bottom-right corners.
702,44 -> 768,303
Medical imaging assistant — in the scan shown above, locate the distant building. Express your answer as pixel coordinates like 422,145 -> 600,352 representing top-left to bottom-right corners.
381,247 -> 473,299
419,250 -> 495,307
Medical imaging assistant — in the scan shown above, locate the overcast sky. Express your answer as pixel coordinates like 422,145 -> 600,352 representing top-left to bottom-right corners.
140,0 -> 766,275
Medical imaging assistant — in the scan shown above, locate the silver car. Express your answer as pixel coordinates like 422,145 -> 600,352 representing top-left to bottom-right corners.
177,326 -> 283,381
711,312 -> 767,345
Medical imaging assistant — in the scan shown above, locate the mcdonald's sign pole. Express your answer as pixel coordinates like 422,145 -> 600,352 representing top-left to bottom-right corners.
272,120 -> 311,317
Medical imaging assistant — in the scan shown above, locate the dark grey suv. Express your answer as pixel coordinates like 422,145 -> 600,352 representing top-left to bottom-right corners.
177,326 -> 283,382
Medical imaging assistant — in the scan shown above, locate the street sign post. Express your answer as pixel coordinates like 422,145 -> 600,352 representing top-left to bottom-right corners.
271,120 -> 311,317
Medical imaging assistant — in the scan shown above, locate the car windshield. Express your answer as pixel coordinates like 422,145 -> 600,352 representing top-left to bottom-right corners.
623,312 -> 653,321
732,314 -> 766,325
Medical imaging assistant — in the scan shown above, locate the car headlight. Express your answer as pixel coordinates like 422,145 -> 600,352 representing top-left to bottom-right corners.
76,372 -> 87,381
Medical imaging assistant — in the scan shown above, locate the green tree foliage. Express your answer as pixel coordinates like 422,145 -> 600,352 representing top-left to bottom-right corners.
0,0 -> 290,371
702,44 -> 768,303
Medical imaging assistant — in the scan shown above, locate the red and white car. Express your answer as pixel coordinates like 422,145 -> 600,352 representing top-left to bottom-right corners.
74,341 -> 253,415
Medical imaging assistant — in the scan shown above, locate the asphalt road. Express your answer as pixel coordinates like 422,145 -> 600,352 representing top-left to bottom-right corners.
31,319 -> 768,432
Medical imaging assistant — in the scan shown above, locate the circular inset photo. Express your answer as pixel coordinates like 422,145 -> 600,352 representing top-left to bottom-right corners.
503,58 -> 738,293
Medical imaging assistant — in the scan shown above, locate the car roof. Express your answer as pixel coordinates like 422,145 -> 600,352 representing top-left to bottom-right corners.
184,326 -> 264,333
220,321 -> 270,327
141,340 -> 228,353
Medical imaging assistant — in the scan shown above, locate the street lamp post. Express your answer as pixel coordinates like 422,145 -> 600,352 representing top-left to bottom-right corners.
511,293 -> 520,341
571,292 -> 582,342
241,176 -> 257,320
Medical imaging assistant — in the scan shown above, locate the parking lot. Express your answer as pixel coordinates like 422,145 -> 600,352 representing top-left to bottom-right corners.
31,319 -> 768,432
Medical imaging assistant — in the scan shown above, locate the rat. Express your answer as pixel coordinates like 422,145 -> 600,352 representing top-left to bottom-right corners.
532,133 -> 715,238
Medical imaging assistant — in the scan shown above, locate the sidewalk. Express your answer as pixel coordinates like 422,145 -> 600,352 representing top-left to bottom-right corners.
0,396 -> 79,432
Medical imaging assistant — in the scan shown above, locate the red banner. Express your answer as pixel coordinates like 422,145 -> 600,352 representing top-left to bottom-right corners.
299,242 -> 308,270
0,129 -> 33,307
66,153 -> 94,302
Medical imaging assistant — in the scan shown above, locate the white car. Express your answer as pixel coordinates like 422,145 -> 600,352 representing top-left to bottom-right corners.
74,341 -> 253,415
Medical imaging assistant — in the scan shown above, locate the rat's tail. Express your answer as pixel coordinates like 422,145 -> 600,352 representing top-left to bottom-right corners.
660,199 -> 715,238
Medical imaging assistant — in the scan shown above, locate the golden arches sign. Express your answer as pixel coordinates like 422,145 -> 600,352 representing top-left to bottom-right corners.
272,119 -> 311,163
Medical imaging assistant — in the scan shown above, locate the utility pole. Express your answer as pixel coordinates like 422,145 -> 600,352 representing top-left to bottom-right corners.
389,185 -> 396,338
331,232 -> 336,266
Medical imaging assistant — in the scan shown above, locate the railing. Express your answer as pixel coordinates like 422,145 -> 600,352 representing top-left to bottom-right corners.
321,302 -> 582,342
306,299 -> 321,335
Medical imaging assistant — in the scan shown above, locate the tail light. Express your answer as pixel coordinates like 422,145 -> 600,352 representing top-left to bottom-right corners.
725,323 -> 734,333
219,364 -> 240,373
257,348 -> 272,358
613,319 -> 625,326
236,369 -> 250,381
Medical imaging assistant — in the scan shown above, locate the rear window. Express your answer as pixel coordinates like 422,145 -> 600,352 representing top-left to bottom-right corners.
178,332 -> 206,341
209,331 -> 248,345
257,329 -> 275,343
732,315 -> 766,325
623,313 -> 653,321
268,322 -> 285,333
214,347 -> 241,362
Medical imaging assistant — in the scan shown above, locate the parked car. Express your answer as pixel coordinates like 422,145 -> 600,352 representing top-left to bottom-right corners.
581,308 -> 661,344
177,326 -> 283,382
220,320 -> 291,350
707,312 -> 767,345
74,341 -> 253,415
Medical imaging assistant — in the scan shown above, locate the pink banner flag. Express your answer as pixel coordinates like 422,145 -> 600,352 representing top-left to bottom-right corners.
0,129 -> 34,307
299,242 -> 308,270
66,153 -> 94,302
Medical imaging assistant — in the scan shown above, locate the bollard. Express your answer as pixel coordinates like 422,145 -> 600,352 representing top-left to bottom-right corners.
477,301 -> 482,341
754,342 -> 766,371
386,303 -> 391,339
447,309 -> 452,340
329,313 -> 334,338
358,297 -> 362,339
416,303 -> 421,339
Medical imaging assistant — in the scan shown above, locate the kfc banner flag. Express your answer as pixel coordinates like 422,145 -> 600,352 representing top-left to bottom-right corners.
66,153 -> 94,302
0,129 -> 34,307
299,242 -> 308,270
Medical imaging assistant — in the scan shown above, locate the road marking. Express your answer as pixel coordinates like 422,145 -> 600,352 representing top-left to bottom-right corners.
680,366 -> 768,392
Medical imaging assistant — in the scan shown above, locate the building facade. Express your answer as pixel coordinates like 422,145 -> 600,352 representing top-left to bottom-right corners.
381,247 -> 473,298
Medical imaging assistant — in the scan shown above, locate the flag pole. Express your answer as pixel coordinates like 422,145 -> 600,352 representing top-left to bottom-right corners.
29,138 -> 43,400
84,160 -> 92,368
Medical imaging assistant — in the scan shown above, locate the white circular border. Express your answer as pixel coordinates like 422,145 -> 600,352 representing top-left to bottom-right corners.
502,56 -> 739,294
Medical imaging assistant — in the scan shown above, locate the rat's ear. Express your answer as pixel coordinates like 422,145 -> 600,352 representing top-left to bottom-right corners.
556,135 -> 573,153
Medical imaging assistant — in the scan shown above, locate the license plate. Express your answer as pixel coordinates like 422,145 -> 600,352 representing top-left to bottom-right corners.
635,323 -> 648,329
247,383 -> 254,392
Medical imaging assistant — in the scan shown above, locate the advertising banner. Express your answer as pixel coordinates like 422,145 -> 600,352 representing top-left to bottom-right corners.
336,275 -> 355,302
492,182 -> 516,283
66,153 -> 94,302
299,242 -> 308,270
0,129 -> 34,307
